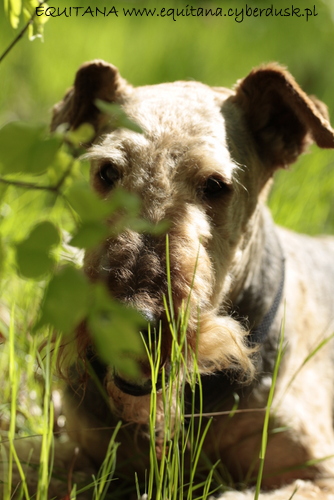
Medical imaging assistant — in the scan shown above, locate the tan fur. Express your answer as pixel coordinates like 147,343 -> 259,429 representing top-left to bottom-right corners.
3,61 -> 334,499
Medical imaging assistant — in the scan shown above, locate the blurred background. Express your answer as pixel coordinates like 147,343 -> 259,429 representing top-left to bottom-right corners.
0,0 -> 334,233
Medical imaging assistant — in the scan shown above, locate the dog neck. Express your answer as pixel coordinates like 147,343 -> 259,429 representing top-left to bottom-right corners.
229,205 -> 285,343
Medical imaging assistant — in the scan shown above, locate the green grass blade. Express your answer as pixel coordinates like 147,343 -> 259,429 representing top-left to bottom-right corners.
254,316 -> 285,500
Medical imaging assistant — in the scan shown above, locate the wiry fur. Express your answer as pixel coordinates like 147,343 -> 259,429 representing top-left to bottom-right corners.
2,61 -> 334,499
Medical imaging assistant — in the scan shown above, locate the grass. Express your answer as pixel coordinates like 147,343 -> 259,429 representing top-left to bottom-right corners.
0,270 -> 218,499
140,239 -> 215,500
269,147 -> 334,235
253,316 -> 285,500
2,281 -> 329,500
0,234 -> 331,500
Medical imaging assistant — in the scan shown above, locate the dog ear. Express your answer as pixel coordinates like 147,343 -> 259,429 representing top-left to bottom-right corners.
232,63 -> 334,168
51,59 -> 130,135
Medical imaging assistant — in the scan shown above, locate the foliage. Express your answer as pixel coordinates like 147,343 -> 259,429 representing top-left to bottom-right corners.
0,115 -> 153,376
4,0 -> 47,39
0,108 -> 160,494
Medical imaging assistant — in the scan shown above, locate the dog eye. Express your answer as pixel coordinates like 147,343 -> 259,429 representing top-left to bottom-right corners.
203,176 -> 231,199
99,162 -> 120,188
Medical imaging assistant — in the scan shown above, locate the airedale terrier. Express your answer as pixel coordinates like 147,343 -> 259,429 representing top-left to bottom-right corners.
6,61 -> 334,499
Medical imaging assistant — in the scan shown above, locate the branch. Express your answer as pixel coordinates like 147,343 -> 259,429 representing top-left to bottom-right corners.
0,177 -> 58,191
0,0 -> 46,64
0,161 -> 75,193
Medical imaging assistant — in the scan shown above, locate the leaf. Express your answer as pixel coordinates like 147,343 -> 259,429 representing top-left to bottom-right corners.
0,237 -> 5,281
15,221 -> 60,279
4,0 -> 49,37
4,0 -> 22,28
66,123 -> 95,146
66,183 -> 142,222
0,184 -> 8,204
36,265 -> 90,334
88,284 -> 146,377
123,217 -> 169,235
69,221 -> 110,249
66,182 -> 112,222
25,1 -> 48,40
95,101 -> 143,134
0,122 -> 62,175
106,187 -> 141,216
67,183 -> 167,249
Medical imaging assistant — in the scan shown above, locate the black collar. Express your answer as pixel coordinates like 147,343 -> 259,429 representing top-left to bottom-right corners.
248,254 -> 285,345
231,223 -> 286,347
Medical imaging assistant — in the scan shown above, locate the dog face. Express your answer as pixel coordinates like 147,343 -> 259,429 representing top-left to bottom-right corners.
52,61 -> 334,413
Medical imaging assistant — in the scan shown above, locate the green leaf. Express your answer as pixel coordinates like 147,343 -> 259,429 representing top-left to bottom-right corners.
88,284 -> 146,377
4,0 -> 22,28
123,217 -> 169,235
67,183 -> 166,248
4,0 -> 49,37
95,101 -> 143,134
0,184 -> 8,204
24,2 -> 48,40
66,123 -> 95,146
15,221 -> 60,279
69,221 -> 110,249
0,237 -> 5,281
67,184 -> 141,221
106,187 -> 141,216
66,182 -> 112,222
0,122 -> 62,175
36,265 -> 90,334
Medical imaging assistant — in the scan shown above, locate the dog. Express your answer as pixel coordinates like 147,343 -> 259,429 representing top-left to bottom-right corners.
4,61 -> 334,499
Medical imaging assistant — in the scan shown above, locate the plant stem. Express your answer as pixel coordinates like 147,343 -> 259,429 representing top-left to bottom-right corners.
0,177 -> 59,192
0,160 -> 74,193
253,317 -> 285,500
